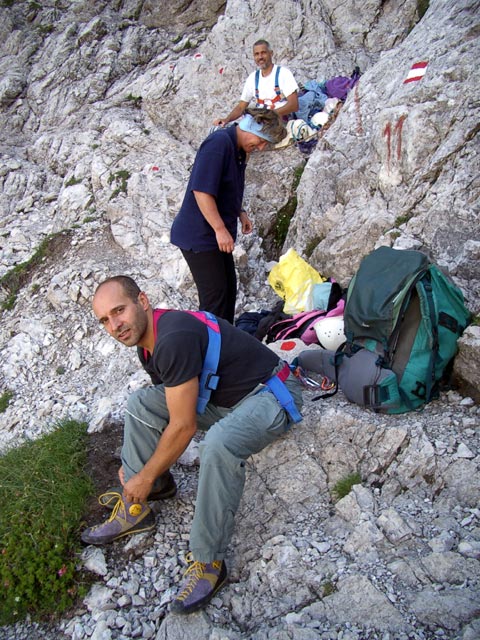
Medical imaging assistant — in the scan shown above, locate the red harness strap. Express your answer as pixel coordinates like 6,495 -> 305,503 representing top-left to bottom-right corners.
276,362 -> 292,382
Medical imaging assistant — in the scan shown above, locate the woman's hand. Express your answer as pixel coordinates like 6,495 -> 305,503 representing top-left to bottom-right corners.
215,227 -> 235,252
240,210 -> 253,234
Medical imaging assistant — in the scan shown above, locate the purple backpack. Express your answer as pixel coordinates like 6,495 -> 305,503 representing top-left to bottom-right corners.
325,67 -> 360,101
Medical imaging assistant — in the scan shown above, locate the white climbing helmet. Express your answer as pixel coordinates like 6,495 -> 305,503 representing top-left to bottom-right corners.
314,316 -> 346,350
287,119 -> 316,141
310,111 -> 329,128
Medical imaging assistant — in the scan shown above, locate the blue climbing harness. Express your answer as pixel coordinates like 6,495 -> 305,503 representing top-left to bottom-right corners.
151,309 -> 220,415
255,66 -> 282,109
196,311 -> 221,414
264,363 -> 302,424
151,309 -> 301,422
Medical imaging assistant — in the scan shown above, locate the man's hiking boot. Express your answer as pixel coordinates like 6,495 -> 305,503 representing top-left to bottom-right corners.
98,471 -> 177,510
170,552 -> 227,614
81,493 -> 155,545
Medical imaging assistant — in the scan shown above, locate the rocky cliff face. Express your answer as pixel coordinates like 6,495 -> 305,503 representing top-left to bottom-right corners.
0,1 -> 479,639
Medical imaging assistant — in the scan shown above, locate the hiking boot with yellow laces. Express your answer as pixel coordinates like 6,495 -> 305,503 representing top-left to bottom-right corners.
81,492 -> 155,545
98,471 -> 177,510
170,552 -> 227,614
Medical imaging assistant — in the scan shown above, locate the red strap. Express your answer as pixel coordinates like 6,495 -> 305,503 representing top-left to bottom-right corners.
256,94 -> 282,106
145,309 -> 220,360
144,308 -> 168,360
276,362 -> 291,382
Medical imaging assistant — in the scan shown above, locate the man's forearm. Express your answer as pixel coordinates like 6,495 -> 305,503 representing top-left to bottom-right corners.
276,91 -> 299,117
124,378 -> 199,502
223,100 -> 249,124
140,421 -> 196,484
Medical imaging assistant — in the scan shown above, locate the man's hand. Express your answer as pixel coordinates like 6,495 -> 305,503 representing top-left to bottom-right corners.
118,464 -> 153,503
122,472 -> 154,504
213,100 -> 248,127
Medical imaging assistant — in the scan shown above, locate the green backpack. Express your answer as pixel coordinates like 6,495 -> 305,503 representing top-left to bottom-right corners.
339,246 -> 471,413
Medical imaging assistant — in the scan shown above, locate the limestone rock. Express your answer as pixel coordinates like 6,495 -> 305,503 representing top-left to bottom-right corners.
0,1 -> 479,639
454,325 -> 480,403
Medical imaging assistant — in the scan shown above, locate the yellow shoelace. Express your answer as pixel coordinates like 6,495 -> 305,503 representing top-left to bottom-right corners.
107,495 -> 126,523
176,553 -> 222,601
177,557 -> 205,599
88,493 -> 124,532
98,489 -> 121,507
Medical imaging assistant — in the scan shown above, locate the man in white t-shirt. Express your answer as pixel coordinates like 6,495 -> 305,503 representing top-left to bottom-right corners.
213,40 -> 299,126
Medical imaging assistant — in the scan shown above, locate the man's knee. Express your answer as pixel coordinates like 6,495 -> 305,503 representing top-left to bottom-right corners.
200,434 -> 245,471
125,385 -> 168,426
126,389 -> 143,414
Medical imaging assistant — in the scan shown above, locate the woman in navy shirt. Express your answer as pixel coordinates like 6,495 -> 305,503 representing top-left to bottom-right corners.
171,108 -> 286,323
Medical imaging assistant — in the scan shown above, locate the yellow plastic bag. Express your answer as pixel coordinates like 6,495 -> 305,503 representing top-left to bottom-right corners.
267,248 -> 325,314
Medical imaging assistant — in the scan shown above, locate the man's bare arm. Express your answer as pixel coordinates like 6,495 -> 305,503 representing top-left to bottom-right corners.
213,100 -> 249,126
122,378 -> 199,502
276,91 -> 299,118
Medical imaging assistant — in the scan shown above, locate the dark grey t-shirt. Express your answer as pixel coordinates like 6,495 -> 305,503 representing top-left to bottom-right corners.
138,310 -> 280,408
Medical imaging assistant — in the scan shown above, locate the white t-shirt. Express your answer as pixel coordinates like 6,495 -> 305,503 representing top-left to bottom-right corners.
240,64 -> 298,110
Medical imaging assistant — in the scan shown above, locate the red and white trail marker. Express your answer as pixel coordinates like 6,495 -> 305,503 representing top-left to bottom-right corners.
403,61 -> 429,84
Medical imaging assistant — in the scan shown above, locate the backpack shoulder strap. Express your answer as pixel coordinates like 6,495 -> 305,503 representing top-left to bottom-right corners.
255,69 -> 260,102
151,309 -> 221,414
147,308 -> 170,360
274,65 -> 281,96
192,311 -> 221,414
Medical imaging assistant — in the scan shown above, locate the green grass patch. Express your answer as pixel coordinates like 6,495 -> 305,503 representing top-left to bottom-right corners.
321,580 -> 337,596
0,231 -> 72,311
65,176 -> 82,187
273,163 -> 305,250
37,24 -> 54,36
394,213 -> 412,227
305,235 -> 323,259
0,419 -> 94,624
108,169 -> 131,200
0,390 -> 14,413
274,197 -> 297,248
332,471 -> 362,501
417,0 -> 429,19
125,94 -> 142,108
